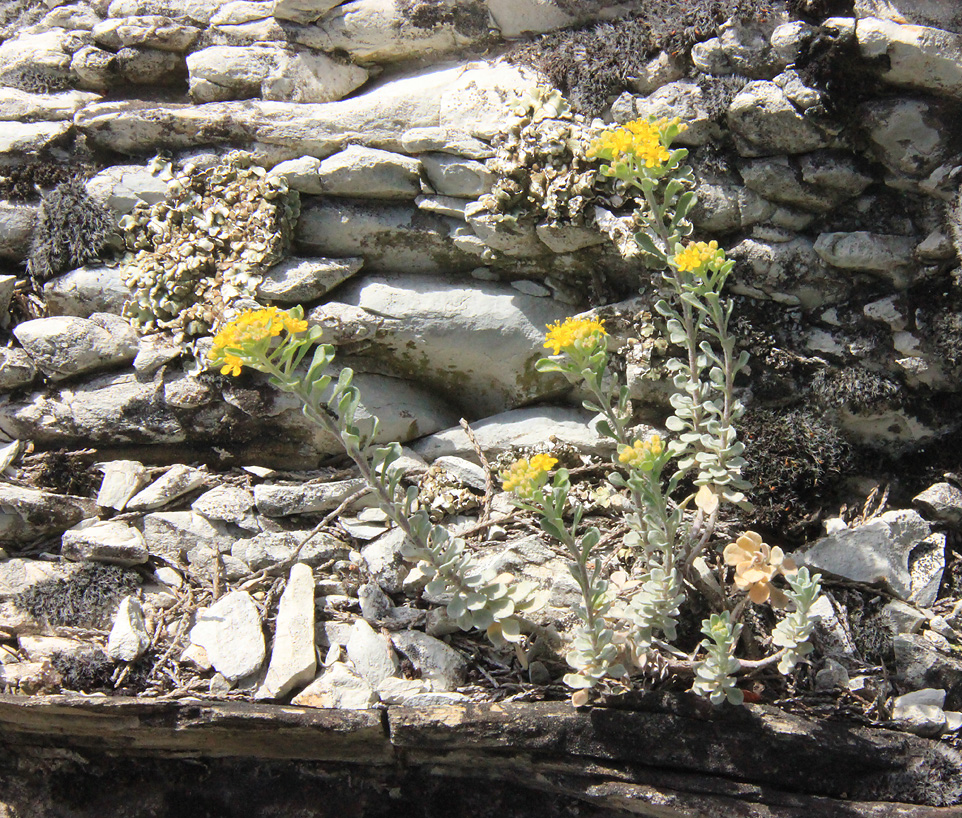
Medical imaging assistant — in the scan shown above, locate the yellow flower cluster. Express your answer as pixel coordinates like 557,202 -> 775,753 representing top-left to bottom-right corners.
617,435 -> 664,469
588,117 -> 686,169
672,240 -> 720,274
544,316 -> 607,356
208,307 -> 309,376
501,454 -> 558,500
723,531 -> 797,606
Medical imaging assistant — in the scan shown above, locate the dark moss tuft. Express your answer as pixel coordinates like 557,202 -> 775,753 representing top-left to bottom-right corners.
397,0 -> 490,37
787,0 -> 855,25
14,563 -> 141,629
0,159 -> 97,203
811,366 -> 902,413
26,178 -> 115,284
740,407 -> 851,538
32,448 -> 99,497
50,649 -> 116,691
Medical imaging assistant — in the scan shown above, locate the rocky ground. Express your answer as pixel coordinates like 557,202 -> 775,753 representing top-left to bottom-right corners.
1,415 -> 961,752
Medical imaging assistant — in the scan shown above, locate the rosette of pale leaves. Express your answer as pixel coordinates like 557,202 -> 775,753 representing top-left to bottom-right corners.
771,567 -> 822,674
691,612 -> 744,706
564,616 -> 625,691
620,565 -> 685,653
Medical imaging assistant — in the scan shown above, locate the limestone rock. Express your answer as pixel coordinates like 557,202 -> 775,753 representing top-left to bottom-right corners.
913,482 -> 962,526
256,563 -> 316,699
860,97 -> 956,176
76,61 -> 537,155
689,180 -> 774,233
191,485 -> 258,530
13,314 -> 139,381
0,121 -> 72,157
86,164 -> 168,213
258,256 -> 364,305
0,203 -> 36,262
268,156 -> 323,193
297,199 -> 475,274
321,273 -> 570,416
535,221 -> 607,253
61,519 -> 149,567
70,45 -> 120,90
728,80 -> 831,156
360,528 -> 409,594
43,265 -> 131,318
487,0 -> 574,38
740,156 -> 867,212
813,232 -> 917,285
188,591 -> 266,681
400,127 -> 494,160
390,629 -> 467,691
253,478 -> 368,517
893,633 -> 962,710
96,459 -> 149,511
291,661 -> 378,708
107,595 -> 151,661
208,1 -> 274,26
310,0 -> 488,63
92,15 -> 201,52
413,406 -> 618,462
345,618 -> 398,688
273,0 -> 344,24
855,0 -> 962,30
116,46 -> 187,86
727,237 -> 851,309
0,89 -> 102,122
420,153 -> 493,198
17,635 -> 94,663
634,81 -> 715,146
770,21 -> 817,66
857,17 -> 962,101
0,32 -> 74,87
0,348 -> 37,393
315,145 -> 421,199
798,509 -> 933,602
187,45 -> 369,104
231,531 -> 349,571
0,486 -> 97,544
141,510 -> 233,562
125,465 -> 208,512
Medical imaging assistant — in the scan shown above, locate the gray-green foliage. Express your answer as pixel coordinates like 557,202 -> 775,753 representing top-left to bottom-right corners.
120,153 -> 300,338
265,339 -> 541,646
691,612 -> 744,705
772,567 -> 821,674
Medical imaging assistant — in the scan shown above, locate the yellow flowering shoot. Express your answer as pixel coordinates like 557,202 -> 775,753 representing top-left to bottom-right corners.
208,306 -> 310,376
544,316 -> 607,356
588,117 -> 687,169
672,240 -> 721,274
501,454 -> 558,501
618,435 -> 665,470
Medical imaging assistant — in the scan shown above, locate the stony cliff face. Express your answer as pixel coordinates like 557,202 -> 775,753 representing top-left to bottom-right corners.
2,2 -> 962,815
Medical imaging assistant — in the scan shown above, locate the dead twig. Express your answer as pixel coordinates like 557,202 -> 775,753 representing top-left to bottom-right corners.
460,417 -> 495,523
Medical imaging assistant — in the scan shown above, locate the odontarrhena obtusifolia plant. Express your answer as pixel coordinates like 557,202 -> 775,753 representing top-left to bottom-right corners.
207,306 -> 542,648
503,115 -> 822,705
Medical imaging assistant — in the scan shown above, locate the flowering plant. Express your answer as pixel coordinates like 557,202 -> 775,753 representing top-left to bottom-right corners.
502,113 -> 821,703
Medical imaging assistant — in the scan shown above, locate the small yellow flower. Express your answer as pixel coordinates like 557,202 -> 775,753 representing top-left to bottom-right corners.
618,435 -> 664,469
544,316 -> 607,356
220,353 -> 244,377
723,531 -> 797,606
501,454 -> 558,501
672,241 -> 720,274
